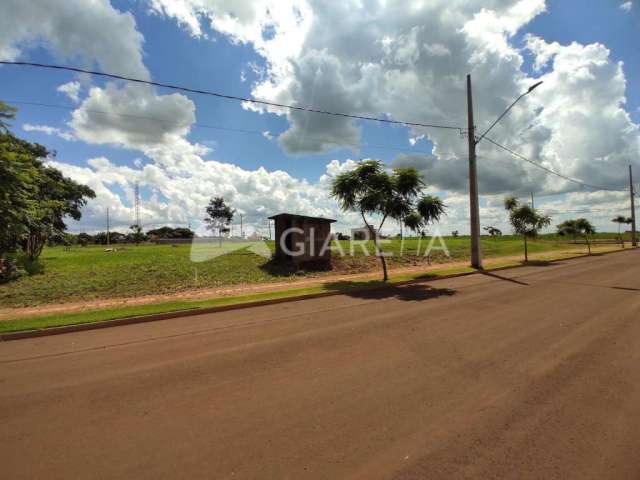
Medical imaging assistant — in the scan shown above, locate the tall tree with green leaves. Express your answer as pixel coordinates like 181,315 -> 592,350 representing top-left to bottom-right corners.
504,196 -> 551,262
204,197 -> 235,246
0,134 -> 38,262
22,155 -> 95,261
558,218 -> 596,254
331,159 -> 445,281
1,103 -> 95,268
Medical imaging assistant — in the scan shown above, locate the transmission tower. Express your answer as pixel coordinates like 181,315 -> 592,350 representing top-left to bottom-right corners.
134,182 -> 141,227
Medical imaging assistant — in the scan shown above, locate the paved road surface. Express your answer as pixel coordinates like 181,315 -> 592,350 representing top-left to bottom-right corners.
1,250 -> 639,479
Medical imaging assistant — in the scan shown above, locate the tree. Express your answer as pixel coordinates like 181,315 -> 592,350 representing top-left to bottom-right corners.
504,196 -> 551,262
0,129 -> 95,263
147,226 -> 194,239
332,159 -> 445,281
0,101 -> 16,132
612,215 -> 632,247
483,226 -> 502,237
558,218 -> 596,254
25,166 -> 95,260
129,224 -> 145,245
557,220 -> 579,244
0,134 -> 38,262
77,233 -> 92,247
93,232 -> 109,245
204,197 -> 235,246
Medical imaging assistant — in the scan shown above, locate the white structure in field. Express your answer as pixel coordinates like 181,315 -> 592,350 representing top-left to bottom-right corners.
351,226 -> 377,241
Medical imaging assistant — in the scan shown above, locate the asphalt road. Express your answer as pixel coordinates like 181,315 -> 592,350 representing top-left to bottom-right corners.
1,250 -> 639,479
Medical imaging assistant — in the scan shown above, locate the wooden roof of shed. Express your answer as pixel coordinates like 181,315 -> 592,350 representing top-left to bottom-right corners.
268,213 -> 336,223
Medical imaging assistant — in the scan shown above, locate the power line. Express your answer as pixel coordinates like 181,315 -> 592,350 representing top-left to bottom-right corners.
0,60 -> 464,132
540,208 -> 627,215
7,99 -> 438,156
483,135 -> 626,192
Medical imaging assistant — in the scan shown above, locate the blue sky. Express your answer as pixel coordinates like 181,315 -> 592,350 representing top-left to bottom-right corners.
524,0 -> 640,119
1,0 -> 639,234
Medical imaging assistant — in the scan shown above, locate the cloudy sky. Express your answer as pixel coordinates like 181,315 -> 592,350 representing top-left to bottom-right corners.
1,0 -> 639,236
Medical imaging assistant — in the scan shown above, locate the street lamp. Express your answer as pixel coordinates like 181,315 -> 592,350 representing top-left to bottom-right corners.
466,77 -> 543,270
476,81 -> 543,146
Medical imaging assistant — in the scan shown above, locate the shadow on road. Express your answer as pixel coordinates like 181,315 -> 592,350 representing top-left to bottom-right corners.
609,286 -> 640,292
324,281 -> 457,302
520,260 -> 554,267
479,270 -> 529,286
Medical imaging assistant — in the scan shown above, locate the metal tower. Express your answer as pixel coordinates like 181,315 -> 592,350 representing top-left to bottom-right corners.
134,182 -> 141,227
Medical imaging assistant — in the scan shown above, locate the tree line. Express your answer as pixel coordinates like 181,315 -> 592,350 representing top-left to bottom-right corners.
49,226 -> 195,248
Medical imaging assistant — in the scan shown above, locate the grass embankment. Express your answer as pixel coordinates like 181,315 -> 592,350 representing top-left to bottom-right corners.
0,234 -> 626,309
0,263 -> 479,333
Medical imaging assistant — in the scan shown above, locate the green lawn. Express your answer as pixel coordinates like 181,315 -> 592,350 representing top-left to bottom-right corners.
0,234 -> 624,308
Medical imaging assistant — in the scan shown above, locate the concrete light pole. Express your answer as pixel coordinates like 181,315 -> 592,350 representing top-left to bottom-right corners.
630,165 -> 637,247
466,74 -> 482,269
467,76 -> 544,270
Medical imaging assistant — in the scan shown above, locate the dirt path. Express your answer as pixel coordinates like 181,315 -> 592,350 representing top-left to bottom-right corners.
0,245 -> 614,320
1,250 -> 639,479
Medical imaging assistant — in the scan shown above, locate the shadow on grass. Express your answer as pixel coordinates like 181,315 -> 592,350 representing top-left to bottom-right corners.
259,258 -> 333,278
324,281 -> 457,302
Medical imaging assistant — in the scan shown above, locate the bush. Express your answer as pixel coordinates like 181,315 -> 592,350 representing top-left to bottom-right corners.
0,254 -> 26,283
21,255 -> 44,275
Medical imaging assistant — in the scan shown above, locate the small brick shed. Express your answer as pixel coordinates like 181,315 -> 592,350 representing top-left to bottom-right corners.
269,213 -> 336,266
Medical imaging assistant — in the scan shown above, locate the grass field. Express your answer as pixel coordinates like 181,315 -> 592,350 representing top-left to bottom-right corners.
0,234 -> 626,308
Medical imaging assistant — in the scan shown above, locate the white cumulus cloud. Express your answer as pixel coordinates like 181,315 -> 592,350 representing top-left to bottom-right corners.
57,81 -> 82,102
23,123 -> 75,141
0,0 -> 148,79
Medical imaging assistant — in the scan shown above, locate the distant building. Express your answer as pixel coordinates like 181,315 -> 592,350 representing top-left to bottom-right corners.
269,213 -> 336,267
351,225 -> 377,241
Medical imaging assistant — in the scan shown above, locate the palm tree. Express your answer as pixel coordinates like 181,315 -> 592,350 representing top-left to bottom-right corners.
576,218 -> 596,254
504,196 -> 551,262
558,218 -> 596,254
332,160 -> 445,281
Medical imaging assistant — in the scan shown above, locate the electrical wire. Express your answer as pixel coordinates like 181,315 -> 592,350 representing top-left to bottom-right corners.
483,135 -> 627,192
7,99 -> 437,156
3,60 -> 635,199
0,60 -> 464,132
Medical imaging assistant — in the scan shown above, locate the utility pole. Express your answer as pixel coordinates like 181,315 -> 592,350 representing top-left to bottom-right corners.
530,192 -> 535,209
630,165 -> 637,247
240,214 -> 244,239
268,219 -> 272,240
106,207 -> 110,246
467,74 -> 482,269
